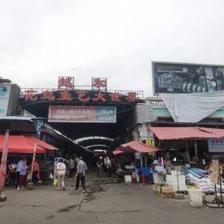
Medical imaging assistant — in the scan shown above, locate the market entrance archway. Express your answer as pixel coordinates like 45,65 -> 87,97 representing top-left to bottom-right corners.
19,89 -> 144,155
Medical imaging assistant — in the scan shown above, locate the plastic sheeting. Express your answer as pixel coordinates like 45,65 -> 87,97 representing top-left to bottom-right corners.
160,91 -> 224,122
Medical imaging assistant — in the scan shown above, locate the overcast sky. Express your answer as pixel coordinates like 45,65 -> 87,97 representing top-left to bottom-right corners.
0,0 -> 224,96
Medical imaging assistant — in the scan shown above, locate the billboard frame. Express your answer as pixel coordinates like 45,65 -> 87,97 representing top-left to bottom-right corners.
151,61 -> 224,95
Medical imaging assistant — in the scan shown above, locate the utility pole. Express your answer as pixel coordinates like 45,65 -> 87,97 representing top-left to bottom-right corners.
0,129 -> 9,202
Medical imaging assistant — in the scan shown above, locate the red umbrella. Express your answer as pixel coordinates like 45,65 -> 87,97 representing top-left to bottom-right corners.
0,135 -> 46,154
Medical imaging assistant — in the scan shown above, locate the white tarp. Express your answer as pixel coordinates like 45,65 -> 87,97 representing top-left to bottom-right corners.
160,91 -> 224,123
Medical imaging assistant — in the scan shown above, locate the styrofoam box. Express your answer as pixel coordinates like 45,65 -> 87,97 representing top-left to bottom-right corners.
124,175 -> 132,183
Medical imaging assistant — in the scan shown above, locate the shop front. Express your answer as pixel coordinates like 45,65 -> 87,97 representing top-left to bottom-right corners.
147,126 -> 224,207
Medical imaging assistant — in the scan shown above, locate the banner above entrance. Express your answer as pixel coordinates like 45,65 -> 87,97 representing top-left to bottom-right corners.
48,105 -> 117,123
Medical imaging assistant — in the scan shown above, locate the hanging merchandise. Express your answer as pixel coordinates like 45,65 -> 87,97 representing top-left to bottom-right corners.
210,160 -> 219,185
205,156 -> 224,208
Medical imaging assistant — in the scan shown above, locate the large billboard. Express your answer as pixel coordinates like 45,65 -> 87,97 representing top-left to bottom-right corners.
0,84 -> 11,116
152,62 -> 224,94
48,105 -> 116,123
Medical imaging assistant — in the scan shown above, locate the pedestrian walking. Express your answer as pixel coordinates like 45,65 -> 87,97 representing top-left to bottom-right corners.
16,157 -> 27,190
75,156 -> 87,193
96,156 -> 104,177
8,160 -> 17,186
32,159 -> 40,185
56,159 -> 66,190
104,156 -> 112,177
68,157 -> 75,177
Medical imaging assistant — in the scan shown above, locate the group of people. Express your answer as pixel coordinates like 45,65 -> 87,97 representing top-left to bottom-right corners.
7,157 -> 40,190
96,155 -> 113,178
55,156 -> 87,193
55,155 -> 114,193
7,154 -> 114,193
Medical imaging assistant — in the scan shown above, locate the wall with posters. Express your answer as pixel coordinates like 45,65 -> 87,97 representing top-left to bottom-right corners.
152,62 -> 224,94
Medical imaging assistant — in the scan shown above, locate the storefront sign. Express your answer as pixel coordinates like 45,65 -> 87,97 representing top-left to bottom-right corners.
92,77 -> 107,91
0,84 -> 11,116
145,137 -> 155,147
21,90 -> 138,103
48,105 -> 116,123
208,139 -> 224,153
58,76 -> 74,90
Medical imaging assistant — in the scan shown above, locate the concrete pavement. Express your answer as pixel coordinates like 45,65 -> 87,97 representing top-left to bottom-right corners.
0,176 -> 223,224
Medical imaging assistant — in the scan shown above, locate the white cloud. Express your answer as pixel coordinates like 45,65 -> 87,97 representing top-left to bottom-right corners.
0,0 -> 224,96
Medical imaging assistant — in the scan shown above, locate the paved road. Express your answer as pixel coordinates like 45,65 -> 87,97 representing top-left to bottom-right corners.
0,176 -> 224,224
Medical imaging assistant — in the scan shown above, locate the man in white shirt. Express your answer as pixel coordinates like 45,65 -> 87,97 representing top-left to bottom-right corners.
56,159 -> 66,190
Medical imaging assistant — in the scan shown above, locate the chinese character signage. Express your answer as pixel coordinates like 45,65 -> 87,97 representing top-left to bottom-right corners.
21,90 -> 138,103
92,77 -> 107,91
48,105 -> 117,123
58,76 -> 74,90
152,62 -> 224,94
208,139 -> 224,153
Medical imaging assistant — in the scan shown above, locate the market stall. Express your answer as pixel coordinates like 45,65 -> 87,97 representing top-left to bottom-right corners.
147,127 -> 224,205
113,141 -> 160,183
0,135 -> 59,186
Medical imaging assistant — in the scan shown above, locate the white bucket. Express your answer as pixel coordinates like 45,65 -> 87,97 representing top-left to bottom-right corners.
124,175 -> 132,183
188,189 -> 203,207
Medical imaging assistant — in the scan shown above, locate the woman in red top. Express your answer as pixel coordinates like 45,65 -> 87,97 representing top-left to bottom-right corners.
32,160 -> 40,185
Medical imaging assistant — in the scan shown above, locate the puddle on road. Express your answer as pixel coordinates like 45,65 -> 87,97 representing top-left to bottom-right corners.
56,181 -> 105,214
57,204 -> 78,213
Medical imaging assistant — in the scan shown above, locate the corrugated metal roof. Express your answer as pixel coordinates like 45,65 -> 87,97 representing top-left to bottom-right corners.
149,126 -> 224,140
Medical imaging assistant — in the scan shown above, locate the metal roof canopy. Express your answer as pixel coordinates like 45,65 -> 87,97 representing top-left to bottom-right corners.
149,126 -> 224,140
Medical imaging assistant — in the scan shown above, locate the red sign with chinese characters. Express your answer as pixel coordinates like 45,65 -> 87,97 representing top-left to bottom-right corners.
58,76 -> 74,90
92,78 -> 107,91
21,90 -> 140,103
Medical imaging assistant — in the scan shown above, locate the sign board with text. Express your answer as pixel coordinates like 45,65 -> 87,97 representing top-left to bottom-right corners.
48,105 -> 116,123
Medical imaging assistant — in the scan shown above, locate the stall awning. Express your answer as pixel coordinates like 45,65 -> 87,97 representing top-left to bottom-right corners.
0,135 -> 46,154
197,127 -> 224,138
25,136 -> 59,151
121,141 -> 160,153
112,148 -> 124,155
149,127 -> 222,140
